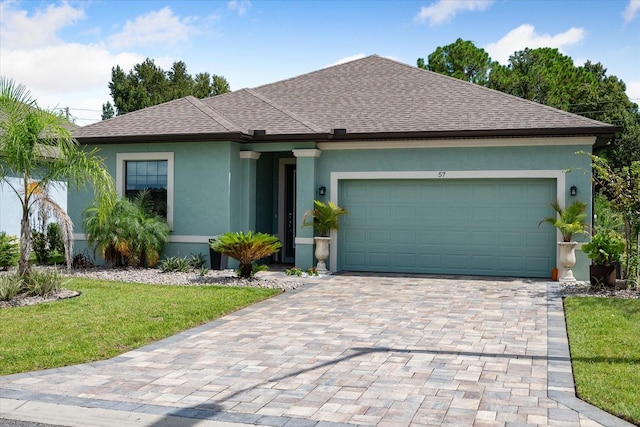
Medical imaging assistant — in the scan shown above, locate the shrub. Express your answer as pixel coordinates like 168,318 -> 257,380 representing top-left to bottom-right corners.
286,267 -> 303,276
159,256 -> 190,273
83,191 -> 170,268
188,253 -> 206,269
0,273 -> 23,301
211,231 -> 281,278
72,252 -> 94,269
31,229 -> 48,265
0,232 -> 20,270
47,223 -> 65,255
24,269 -> 61,297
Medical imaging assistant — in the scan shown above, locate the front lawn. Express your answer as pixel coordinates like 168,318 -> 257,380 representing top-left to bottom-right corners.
564,296 -> 640,425
0,278 -> 280,375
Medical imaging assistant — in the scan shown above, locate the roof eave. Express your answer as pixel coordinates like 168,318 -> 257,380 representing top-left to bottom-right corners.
75,132 -> 252,145
75,126 -> 620,146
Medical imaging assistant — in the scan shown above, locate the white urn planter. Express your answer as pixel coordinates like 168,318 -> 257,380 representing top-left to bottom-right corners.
314,236 -> 331,273
557,242 -> 579,282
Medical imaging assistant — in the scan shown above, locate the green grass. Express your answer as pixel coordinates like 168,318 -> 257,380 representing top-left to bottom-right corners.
0,278 -> 280,375
564,297 -> 640,425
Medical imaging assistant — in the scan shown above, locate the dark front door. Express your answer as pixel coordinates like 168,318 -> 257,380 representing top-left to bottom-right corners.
283,164 -> 296,263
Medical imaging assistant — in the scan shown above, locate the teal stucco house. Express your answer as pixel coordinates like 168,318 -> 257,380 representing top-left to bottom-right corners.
71,55 -> 617,280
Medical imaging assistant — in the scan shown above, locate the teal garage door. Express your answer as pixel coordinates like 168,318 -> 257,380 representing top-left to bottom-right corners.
338,179 -> 556,278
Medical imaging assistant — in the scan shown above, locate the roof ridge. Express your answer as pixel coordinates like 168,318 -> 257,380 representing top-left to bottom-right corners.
412,65 -> 616,128
251,54 -> 379,93
184,96 -> 244,132
244,88 -> 325,133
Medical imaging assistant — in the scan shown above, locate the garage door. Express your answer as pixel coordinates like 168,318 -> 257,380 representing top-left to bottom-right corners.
338,179 -> 556,278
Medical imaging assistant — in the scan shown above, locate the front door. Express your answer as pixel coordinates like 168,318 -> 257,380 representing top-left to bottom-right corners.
278,159 -> 296,264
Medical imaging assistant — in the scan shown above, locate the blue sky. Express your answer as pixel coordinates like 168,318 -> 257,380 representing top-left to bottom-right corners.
1,0 -> 639,126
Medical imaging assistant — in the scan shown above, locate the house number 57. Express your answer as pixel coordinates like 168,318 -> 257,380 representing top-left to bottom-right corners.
438,171 -> 446,177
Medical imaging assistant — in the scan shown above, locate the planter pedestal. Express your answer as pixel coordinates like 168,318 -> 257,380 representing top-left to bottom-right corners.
314,237 -> 331,273
558,242 -> 578,282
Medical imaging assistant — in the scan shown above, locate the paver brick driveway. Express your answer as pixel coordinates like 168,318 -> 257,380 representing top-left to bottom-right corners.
1,274 -> 627,426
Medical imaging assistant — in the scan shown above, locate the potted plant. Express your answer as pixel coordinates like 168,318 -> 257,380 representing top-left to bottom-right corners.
302,200 -> 348,273
539,200 -> 589,281
582,230 -> 626,287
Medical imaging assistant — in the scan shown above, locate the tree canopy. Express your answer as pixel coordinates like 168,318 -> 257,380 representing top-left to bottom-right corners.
102,59 -> 231,119
418,41 -> 640,169
418,38 -> 495,85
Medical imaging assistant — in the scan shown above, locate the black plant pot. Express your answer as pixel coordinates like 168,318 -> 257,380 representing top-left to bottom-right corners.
589,265 -> 617,288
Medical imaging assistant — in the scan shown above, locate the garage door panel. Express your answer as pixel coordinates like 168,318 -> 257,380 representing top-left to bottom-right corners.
344,228 -> 366,244
339,178 -> 555,278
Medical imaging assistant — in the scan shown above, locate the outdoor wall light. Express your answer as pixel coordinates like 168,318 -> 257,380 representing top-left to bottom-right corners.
318,186 -> 326,196
570,186 -> 577,196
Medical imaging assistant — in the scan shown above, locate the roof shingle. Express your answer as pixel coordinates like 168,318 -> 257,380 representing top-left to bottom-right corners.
74,55 -> 616,143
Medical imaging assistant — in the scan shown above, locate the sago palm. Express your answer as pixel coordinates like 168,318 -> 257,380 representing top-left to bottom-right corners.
211,231 -> 281,278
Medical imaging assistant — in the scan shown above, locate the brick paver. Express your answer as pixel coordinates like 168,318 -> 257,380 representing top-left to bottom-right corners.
0,274 -> 633,426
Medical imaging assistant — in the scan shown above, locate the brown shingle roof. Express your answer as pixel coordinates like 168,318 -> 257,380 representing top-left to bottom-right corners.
75,55 -> 617,144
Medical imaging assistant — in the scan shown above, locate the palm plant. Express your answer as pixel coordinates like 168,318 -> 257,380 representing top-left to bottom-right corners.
83,190 -> 169,267
211,231 -> 281,278
539,200 -> 589,242
302,200 -> 348,237
0,77 -> 113,277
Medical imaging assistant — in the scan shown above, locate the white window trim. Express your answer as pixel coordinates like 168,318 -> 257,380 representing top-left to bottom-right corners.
116,152 -> 174,229
329,170 -> 566,273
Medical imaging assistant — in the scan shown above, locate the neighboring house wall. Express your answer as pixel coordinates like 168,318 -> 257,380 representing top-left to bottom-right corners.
0,177 -> 67,238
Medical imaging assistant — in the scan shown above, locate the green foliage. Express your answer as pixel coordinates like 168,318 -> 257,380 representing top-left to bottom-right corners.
593,193 -> 624,233
211,231 -> 281,278
307,267 -> 319,276
0,278 -> 279,375
302,200 -> 349,237
0,273 -> 23,301
101,101 -> 115,120
159,256 -> 191,273
107,59 -> 231,116
565,297 -> 640,424
0,232 -> 19,270
47,223 -> 64,255
418,38 -> 494,85
83,190 -> 170,268
582,230 -> 626,266
31,230 -> 48,265
539,200 -> 589,242
188,253 -> 206,269
285,267 -> 303,276
588,155 -> 640,280
24,269 -> 62,297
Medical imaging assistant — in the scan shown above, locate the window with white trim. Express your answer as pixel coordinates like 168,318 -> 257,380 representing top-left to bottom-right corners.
116,152 -> 174,228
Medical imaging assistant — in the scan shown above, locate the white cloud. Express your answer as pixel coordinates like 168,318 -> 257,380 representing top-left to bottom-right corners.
328,54 -> 367,67
623,0 -> 640,22
108,6 -> 196,49
414,0 -> 494,25
0,1 -> 85,49
627,81 -> 640,102
228,0 -> 251,16
485,24 -> 586,64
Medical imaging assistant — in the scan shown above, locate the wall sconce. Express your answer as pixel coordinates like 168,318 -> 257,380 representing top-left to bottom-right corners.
318,186 -> 326,196
570,186 -> 577,197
